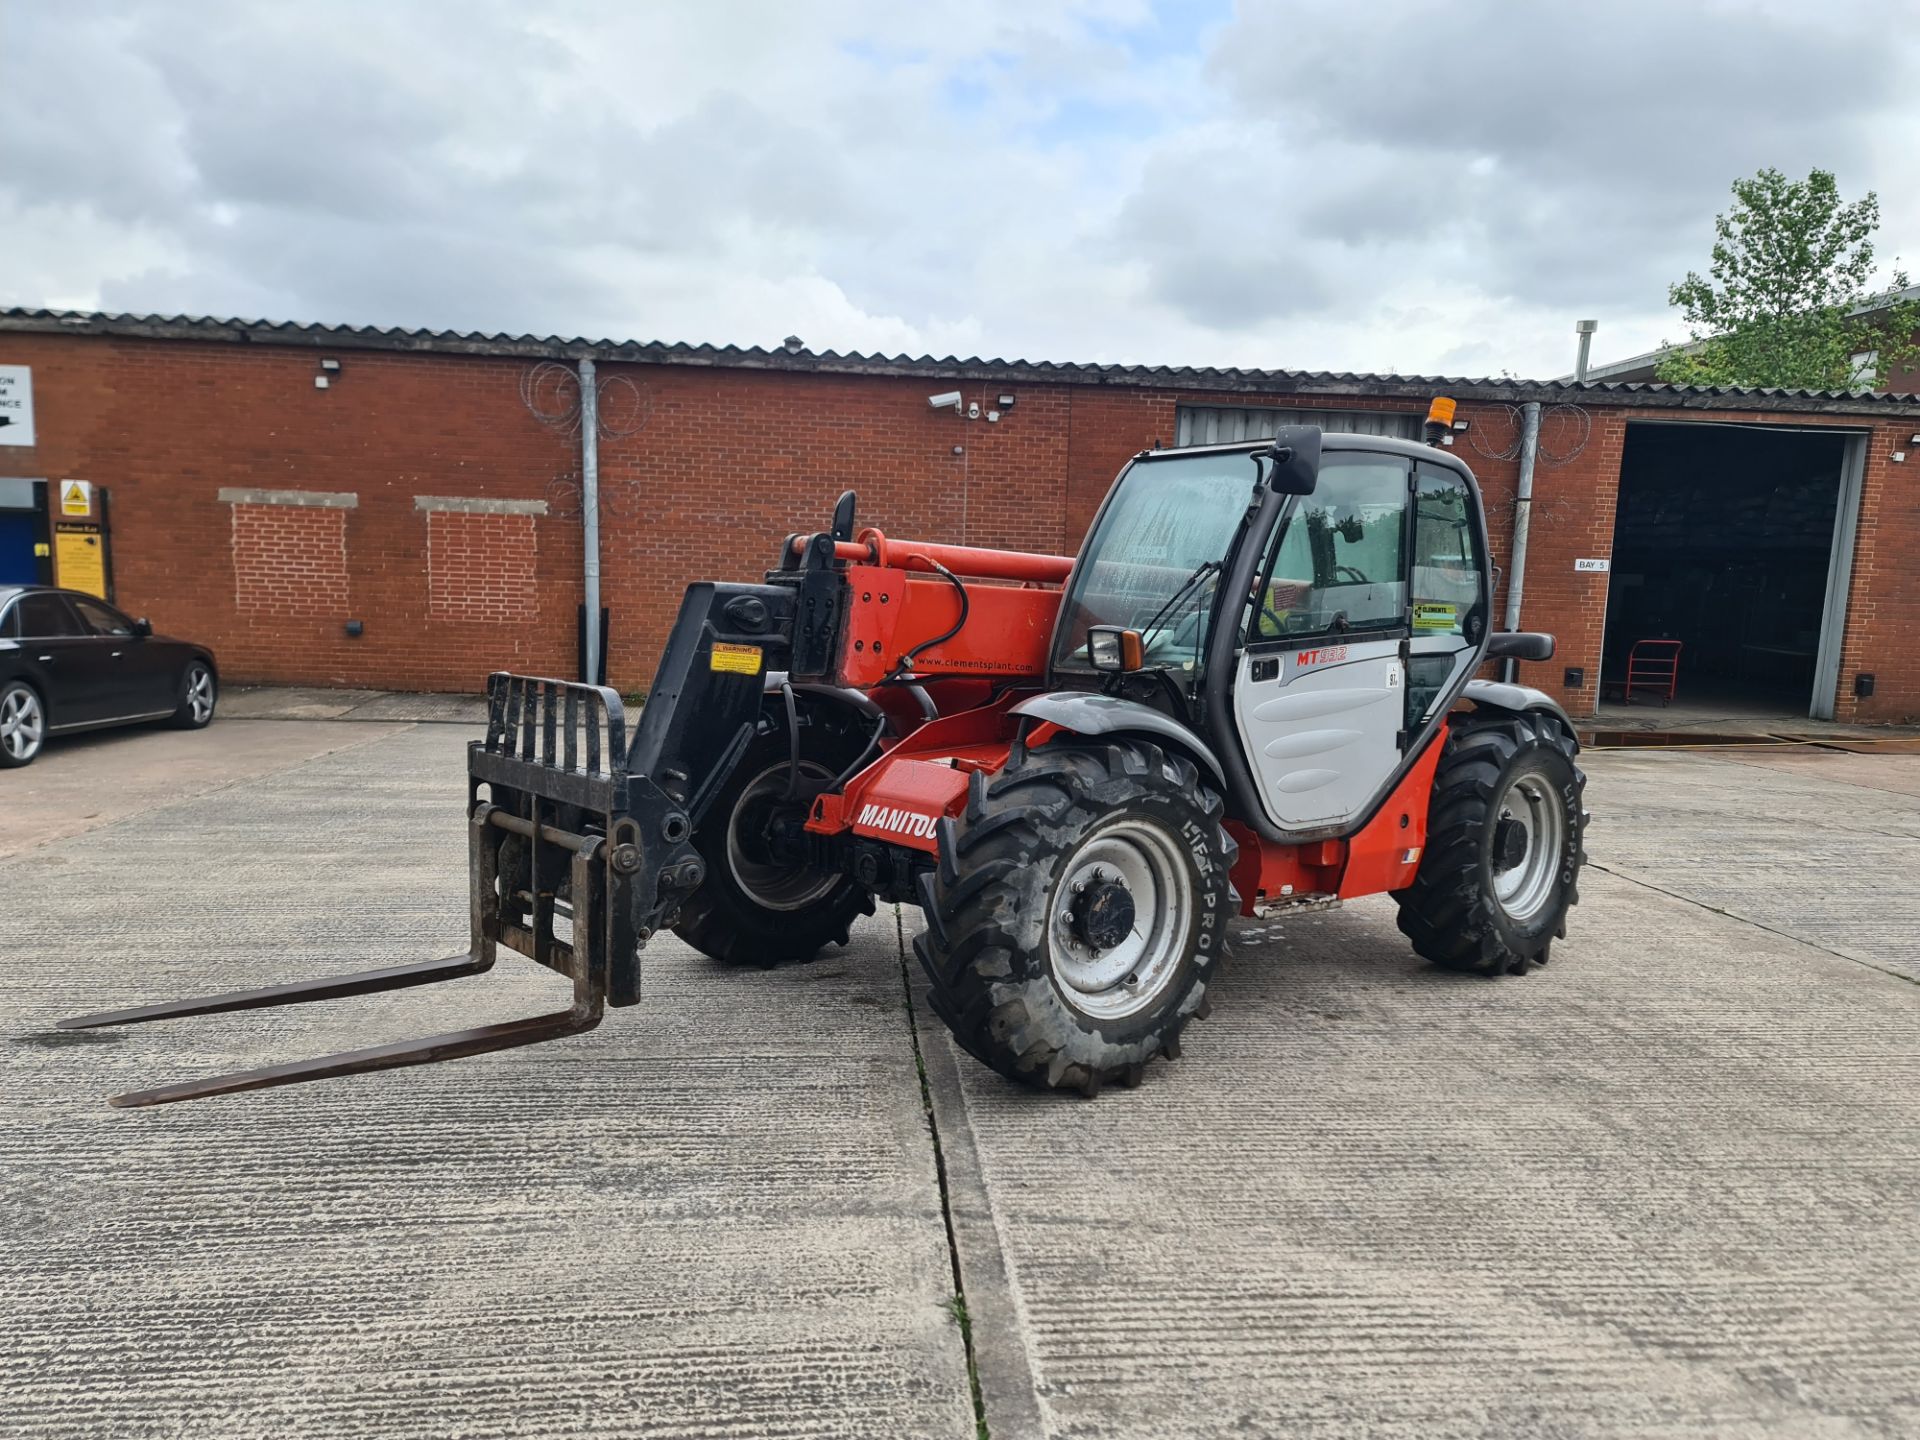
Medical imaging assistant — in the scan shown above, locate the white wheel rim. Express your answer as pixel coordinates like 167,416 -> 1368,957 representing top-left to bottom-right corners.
1493,773 -> 1566,923
2,689 -> 44,760
1048,817 -> 1193,1021
187,666 -> 215,723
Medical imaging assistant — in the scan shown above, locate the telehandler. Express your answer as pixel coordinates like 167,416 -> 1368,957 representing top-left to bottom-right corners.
65,401 -> 1586,1106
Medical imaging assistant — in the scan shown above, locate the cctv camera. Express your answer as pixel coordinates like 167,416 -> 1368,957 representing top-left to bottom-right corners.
928,391 -> 963,411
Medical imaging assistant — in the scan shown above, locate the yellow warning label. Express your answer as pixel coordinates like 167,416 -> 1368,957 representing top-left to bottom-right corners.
709,642 -> 763,675
1413,602 -> 1457,632
60,480 -> 91,516
55,529 -> 107,598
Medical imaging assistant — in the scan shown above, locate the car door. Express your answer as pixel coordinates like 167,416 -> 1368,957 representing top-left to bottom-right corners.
70,595 -> 172,716
13,592 -> 112,727
1231,451 -> 1412,831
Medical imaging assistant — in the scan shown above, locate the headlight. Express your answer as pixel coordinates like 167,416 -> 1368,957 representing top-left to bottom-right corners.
1086,626 -> 1144,672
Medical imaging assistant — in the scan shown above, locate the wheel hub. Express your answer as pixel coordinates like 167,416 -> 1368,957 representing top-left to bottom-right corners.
1493,815 -> 1528,872
1048,820 -> 1193,1021
1070,876 -> 1136,951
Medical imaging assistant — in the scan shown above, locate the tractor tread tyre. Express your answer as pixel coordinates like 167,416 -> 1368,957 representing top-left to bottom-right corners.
1393,708 -> 1587,977
914,739 -> 1236,1097
672,728 -> 875,968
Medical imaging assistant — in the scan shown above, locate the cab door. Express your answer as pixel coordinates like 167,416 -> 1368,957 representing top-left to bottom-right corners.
1231,451 -> 1411,831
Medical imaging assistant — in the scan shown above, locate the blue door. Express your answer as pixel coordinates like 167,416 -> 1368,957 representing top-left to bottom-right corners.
0,512 -> 37,585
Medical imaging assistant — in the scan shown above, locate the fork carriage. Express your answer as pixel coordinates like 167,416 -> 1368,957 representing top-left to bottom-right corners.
61,674 -> 706,1107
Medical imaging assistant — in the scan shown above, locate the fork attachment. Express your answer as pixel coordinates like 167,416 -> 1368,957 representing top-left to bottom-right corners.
61,674 -> 707,1108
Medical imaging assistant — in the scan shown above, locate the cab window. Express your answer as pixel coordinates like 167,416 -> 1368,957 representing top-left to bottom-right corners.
1248,454 -> 1409,641
1406,465 -> 1489,721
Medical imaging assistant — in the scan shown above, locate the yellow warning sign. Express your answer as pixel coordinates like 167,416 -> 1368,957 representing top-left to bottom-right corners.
708,642 -> 763,675
1413,602 -> 1458,632
60,479 -> 91,517
55,529 -> 107,598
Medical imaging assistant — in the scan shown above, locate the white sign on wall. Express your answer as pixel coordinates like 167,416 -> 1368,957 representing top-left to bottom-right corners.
1574,557 -> 1611,573
0,366 -> 33,447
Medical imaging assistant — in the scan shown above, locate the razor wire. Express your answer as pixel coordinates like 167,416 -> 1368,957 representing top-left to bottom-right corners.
1467,402 -> 1591,468
519,361 -> 653,440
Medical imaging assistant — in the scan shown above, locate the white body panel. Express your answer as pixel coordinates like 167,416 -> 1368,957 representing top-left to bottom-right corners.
1233,637 -> 1404,830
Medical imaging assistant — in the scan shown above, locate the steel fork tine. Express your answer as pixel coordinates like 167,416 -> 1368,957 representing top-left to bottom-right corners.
58,953 -> 489,1031
106,1004 -> 604,1109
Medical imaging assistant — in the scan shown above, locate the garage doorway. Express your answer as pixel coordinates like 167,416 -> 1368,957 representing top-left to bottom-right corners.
1601,422 -> 1865,721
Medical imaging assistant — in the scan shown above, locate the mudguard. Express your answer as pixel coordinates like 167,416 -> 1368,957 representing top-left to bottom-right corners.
1461,678 -> 1574,730
1010,692 -> 1228,788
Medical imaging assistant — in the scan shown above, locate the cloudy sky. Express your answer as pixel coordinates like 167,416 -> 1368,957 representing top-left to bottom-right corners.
5,1 -> 1915,378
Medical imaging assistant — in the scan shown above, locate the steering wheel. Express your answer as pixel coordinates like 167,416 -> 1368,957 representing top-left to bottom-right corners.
1334,564 -> 1367,584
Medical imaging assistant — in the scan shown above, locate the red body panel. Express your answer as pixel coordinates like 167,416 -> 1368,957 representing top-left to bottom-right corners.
1227,720 -> 1449,913
835,564 -> 1060,687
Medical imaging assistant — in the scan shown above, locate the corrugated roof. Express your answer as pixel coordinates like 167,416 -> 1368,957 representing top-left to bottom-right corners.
5,306 -> 1919,415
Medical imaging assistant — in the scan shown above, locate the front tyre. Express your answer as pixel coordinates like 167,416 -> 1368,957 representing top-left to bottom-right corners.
168,660 -> 216,729
672,725 -> 875,967
915,740 -> 1236,1097
1393,709 -> 1587,976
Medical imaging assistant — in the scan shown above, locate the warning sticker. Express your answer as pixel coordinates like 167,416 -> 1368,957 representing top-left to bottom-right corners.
1413,602 -> 1457,632
709,642 -> 763,675
60,479 -> 91,516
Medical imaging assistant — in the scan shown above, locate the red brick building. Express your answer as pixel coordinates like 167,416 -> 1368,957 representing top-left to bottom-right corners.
4,308 -> 1918,722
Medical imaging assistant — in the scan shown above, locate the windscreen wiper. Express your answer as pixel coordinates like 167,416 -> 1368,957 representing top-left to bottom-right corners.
1138,560 -> 1221,643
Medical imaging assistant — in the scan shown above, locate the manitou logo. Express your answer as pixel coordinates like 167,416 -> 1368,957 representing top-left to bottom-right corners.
857,803 -> 941,840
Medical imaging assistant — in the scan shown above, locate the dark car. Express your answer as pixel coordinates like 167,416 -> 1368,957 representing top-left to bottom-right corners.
0,586 -> 217,768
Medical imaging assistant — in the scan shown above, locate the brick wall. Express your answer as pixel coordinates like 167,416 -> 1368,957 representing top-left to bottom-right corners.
1,329 -> 1915,721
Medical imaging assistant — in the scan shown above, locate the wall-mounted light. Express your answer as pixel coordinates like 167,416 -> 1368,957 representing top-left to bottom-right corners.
316,357 -> 341,390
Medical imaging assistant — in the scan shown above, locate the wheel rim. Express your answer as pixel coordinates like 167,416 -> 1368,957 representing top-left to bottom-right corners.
725,761 -> 841,911
1,688 -> 44,761
1048,817 -> 1192,1021
186,666 -> 215,723
1492,772 -> 1566,923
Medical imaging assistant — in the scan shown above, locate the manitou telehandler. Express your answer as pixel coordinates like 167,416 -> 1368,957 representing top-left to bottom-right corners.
65,401 -> 1587,1107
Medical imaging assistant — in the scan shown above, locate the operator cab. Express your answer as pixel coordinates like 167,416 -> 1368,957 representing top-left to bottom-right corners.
1050,427 -> 1494,835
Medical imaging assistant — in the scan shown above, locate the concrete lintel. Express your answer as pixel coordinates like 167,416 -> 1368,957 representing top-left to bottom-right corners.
413,495 -> 548,516
218,487 -> 358,509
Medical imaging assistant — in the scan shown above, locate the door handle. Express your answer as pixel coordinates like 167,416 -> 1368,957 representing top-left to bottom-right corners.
37,654 -> 53,664
111,651 -> 123,658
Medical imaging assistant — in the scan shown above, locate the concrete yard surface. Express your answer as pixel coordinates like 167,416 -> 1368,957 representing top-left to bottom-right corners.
2,721 -> 1917,1438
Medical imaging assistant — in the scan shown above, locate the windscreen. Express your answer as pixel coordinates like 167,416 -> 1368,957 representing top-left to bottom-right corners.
1053,451 -> 1258,676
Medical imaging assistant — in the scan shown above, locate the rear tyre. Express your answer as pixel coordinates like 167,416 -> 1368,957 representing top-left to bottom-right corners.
168,660 -> 216,729
672,722 -> 875,967
0,680 -> 46,768
1393,708 -> 1586,976
914,739 -> 1236,1097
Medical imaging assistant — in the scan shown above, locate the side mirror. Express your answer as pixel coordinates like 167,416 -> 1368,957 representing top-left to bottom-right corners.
1263,425 -> 1321,495
132,618 -> 153,638
1484,630 -> 1555,661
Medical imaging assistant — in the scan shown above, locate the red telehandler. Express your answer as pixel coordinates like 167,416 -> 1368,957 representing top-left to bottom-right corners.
65,403 -> 1587,1106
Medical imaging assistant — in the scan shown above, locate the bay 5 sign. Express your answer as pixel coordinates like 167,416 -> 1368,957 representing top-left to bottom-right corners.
0,365 -> 33,447
63,413 -> 1588,1109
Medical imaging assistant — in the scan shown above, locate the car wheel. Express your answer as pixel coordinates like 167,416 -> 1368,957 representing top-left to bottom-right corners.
169,661 -> 217,729
0,680 -> 46,767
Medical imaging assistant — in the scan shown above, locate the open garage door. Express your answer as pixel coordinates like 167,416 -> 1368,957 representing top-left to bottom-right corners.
1601,422 -> 1866,721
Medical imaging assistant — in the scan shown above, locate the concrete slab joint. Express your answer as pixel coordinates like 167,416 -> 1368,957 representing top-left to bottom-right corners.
413,495 -> 549,516
216,487 -> 358,509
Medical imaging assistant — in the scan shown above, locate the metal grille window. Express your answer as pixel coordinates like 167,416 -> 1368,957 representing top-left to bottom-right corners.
1176,405 -> 1421,446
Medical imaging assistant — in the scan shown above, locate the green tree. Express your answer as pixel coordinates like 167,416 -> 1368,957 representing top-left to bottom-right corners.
1656,168 -> 1919,391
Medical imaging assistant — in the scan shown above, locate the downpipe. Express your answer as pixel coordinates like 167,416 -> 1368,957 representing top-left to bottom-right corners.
579,357 -> 602,685
1502,400 -> 1541,683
